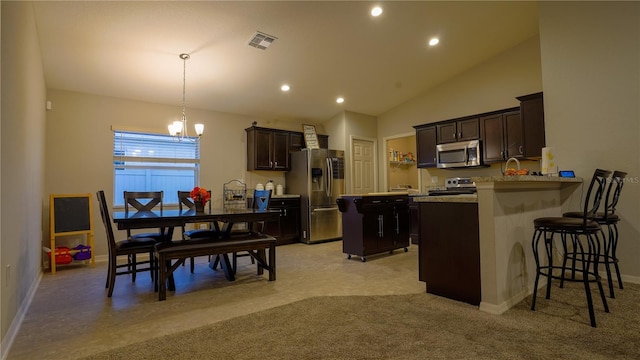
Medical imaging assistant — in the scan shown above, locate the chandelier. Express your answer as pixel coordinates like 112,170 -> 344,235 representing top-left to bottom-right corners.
168,53 -> 204,140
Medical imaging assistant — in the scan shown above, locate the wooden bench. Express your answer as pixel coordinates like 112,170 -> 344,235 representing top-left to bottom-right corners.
154,233 -> 276,301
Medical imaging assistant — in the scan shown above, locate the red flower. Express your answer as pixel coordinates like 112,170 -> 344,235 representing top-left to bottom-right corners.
190,186 -> 211,205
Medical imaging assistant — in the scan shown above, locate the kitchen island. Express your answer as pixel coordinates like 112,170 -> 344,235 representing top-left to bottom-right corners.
337,193 -> 410,262
412,194 -> 481,305
413,176 -> 582,314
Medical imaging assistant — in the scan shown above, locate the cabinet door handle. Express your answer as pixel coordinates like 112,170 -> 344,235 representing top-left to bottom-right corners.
283,209 -> 287,217
274,161 -> 278,168
458,131 -> 462,139
270,161 -> 273,168
519,145 -> 523,154
378,214 -> 384,237
452,133 -> 456,139
395,212 -> 400,234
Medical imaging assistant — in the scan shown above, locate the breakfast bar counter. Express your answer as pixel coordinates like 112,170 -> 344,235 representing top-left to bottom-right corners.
410,176 -> 582,312
471,176 -> 582,314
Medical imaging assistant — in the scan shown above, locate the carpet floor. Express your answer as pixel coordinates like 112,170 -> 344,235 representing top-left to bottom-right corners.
82,282 -> 640,360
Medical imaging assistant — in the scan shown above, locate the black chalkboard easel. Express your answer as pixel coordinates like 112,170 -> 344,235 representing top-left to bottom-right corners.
49,194 -> 95,273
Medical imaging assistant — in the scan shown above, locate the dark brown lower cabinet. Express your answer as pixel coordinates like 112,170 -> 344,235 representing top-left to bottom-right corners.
418,202 -> 480,305
409,198 -> 420,245
337,195 -> 410,262
264,197 -> 300,245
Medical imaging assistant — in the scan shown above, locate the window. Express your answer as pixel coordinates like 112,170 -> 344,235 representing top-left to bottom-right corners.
113,130 -> 200,206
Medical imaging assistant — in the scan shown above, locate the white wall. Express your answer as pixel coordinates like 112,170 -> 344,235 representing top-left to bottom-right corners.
538,1 -> 640,280
1,1 -> 47,354
377,35 -> 544,190
44,89 -> 315,257
376,2 -> 640,280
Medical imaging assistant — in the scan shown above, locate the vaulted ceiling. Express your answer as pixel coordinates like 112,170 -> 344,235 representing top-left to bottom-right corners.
31,1 -> 539,122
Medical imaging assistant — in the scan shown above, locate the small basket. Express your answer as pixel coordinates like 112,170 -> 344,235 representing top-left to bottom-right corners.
47,247 -> 73,265
72,244 -> 92,261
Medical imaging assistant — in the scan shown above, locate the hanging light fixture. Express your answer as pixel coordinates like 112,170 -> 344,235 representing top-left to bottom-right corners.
168,53 -> 204,140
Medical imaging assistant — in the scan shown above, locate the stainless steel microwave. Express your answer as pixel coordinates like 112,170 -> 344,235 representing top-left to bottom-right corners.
436,140 -> 483,169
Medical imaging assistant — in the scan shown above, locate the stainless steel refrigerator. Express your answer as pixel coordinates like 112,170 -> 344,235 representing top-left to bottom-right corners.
286,148 -> 345,244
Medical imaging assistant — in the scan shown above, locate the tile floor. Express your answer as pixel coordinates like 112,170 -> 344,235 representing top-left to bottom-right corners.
7,241 -> 423,360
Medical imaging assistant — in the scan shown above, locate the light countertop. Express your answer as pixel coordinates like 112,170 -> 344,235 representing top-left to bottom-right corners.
471,175 -> 583,183
411,194 -> 478,203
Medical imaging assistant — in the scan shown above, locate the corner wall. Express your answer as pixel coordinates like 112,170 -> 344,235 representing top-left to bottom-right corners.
538,1 -> 640,280
1,2 -> 47,355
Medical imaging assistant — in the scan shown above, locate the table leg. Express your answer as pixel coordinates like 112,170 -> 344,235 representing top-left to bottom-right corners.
161,227 -> 177,291
219,254 -> 235,281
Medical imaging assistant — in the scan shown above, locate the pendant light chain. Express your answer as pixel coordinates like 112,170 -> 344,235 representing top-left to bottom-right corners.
168,53 -> 203,140
181,53 -> 188,126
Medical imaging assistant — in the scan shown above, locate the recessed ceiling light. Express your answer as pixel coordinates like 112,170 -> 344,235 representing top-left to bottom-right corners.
371,6 -> 383,17
281,84 -> 290,91
336,97 -> 345,104
428,38 -> 440,46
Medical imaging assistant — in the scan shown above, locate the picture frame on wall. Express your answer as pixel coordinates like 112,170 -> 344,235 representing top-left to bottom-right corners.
302,124 -> 320,149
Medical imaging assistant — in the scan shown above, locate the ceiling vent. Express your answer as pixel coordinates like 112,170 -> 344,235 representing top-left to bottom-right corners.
248,31 -> 277,50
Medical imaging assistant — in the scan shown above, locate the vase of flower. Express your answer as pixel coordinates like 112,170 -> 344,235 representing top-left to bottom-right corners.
190,186 -> 210,214
194,200 -> 205,214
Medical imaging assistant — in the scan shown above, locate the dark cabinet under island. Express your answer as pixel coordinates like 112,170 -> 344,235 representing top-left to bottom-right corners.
417,200 -> 480,306
337,194 -> 410,262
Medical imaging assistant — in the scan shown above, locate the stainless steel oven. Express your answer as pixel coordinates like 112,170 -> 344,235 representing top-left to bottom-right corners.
436,140 -> 483,169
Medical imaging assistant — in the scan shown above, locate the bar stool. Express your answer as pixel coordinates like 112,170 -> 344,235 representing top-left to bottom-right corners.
563,170 -> 627,298
530,169 -> 611,327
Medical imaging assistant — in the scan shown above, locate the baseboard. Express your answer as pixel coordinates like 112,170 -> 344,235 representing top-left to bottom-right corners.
1,272 -> 42,360
479,288 -> 530,315
621,274 -> 640,285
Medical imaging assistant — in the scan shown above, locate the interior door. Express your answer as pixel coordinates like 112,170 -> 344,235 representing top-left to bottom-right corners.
352,139 -> 375,194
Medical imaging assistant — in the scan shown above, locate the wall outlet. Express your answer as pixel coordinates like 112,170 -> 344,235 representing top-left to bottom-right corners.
431,176 -> 439,184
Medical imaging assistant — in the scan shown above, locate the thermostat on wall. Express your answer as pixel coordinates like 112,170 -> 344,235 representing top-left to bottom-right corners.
559,170 -> 575,178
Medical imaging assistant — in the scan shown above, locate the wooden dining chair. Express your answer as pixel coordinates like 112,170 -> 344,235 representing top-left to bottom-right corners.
97,190 -> 156,296
123,191 -> 166,275
177,190 -> 218,272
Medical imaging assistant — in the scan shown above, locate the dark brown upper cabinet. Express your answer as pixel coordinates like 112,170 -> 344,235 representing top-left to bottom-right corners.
517,92 -> 545,158
246,127 -> 290,171
414,125 -> 437,168
436,118 -> 479,144
480,108 -> 522,163
414,92 -> 545,166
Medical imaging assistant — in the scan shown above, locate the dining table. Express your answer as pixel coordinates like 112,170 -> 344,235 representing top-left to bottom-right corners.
112,207 -> 281,290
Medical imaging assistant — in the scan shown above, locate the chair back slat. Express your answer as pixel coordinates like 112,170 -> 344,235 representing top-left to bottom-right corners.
123,191 -> 163,214
582,169 -> 611,227
178,191 -> 195,210
604,171 -> 627,220
253,189 -> 271,211
96,190 -> 116,255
